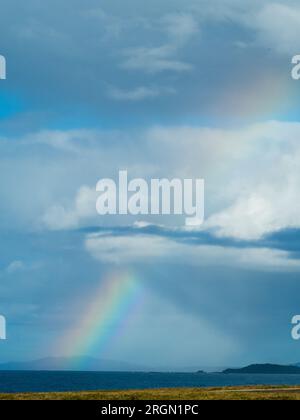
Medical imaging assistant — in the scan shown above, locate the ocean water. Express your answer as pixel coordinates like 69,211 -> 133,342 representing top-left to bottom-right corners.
1,371 -> 300,394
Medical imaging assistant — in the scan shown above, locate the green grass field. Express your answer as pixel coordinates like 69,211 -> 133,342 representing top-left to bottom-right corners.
1,386 -> 300,400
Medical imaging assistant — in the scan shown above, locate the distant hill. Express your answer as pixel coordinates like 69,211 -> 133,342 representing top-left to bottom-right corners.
0,356 -> 146,372
223,364 -> 300,374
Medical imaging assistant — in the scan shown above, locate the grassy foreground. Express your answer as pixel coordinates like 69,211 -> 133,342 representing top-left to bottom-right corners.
1,386 -> 300,400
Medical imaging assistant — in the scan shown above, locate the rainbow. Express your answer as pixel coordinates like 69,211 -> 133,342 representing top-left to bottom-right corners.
214,71 -> 294,121
60,271 -> 145,369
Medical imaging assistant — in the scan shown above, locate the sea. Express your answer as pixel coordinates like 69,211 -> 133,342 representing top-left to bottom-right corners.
1,371 -> 300,394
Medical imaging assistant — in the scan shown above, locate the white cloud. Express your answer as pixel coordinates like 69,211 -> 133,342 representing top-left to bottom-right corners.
121,45 -> 193,74
42,186 -> 97,230
190,0 -> 300,55
108,85 -> 176,101
4,120 -> 300,241
83,7 -> 125,41
162,13 -> 199,45
206,185 -> 300,241
121,12 -> 199,74
249,3 -> 300,55
2,260 -> 42,276
202,1 -> 300,56
30,122 -> 300,239
149,121 -> 300,240
85,232 -> 300,271
27,130 -> 88,154
5,261 -> 25,274
203,122 -> 300,239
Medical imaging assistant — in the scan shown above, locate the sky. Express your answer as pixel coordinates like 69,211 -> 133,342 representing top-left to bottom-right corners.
1,0 -> 300,369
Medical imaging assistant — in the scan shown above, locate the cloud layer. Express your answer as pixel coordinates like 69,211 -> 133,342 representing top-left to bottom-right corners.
8,121 -> 297,243
0,0 -> 299,131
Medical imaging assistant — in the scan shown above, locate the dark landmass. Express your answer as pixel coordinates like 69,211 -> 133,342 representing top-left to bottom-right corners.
223,364 -> 300,375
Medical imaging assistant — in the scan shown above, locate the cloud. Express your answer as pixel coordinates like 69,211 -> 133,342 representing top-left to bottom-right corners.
26,129 -> 91,154
2,260 -> 42,276
162,13 -> 200,45
1,0 -> 298,126
202,1 -> 300,56
206,188 -> 300,241
107,85 -> 176,101
121,12 -> 199,74
191,1 -> 300,56
121,45 -> 193,74
148,121 -> 300,240
5,260 -> 25,274
249,3 -> 300,55
42,186 -> 97,230
2,120 -> 300,241
204,122 -> 300,240
85,230 -> 300,271
83,7 -> 125,41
